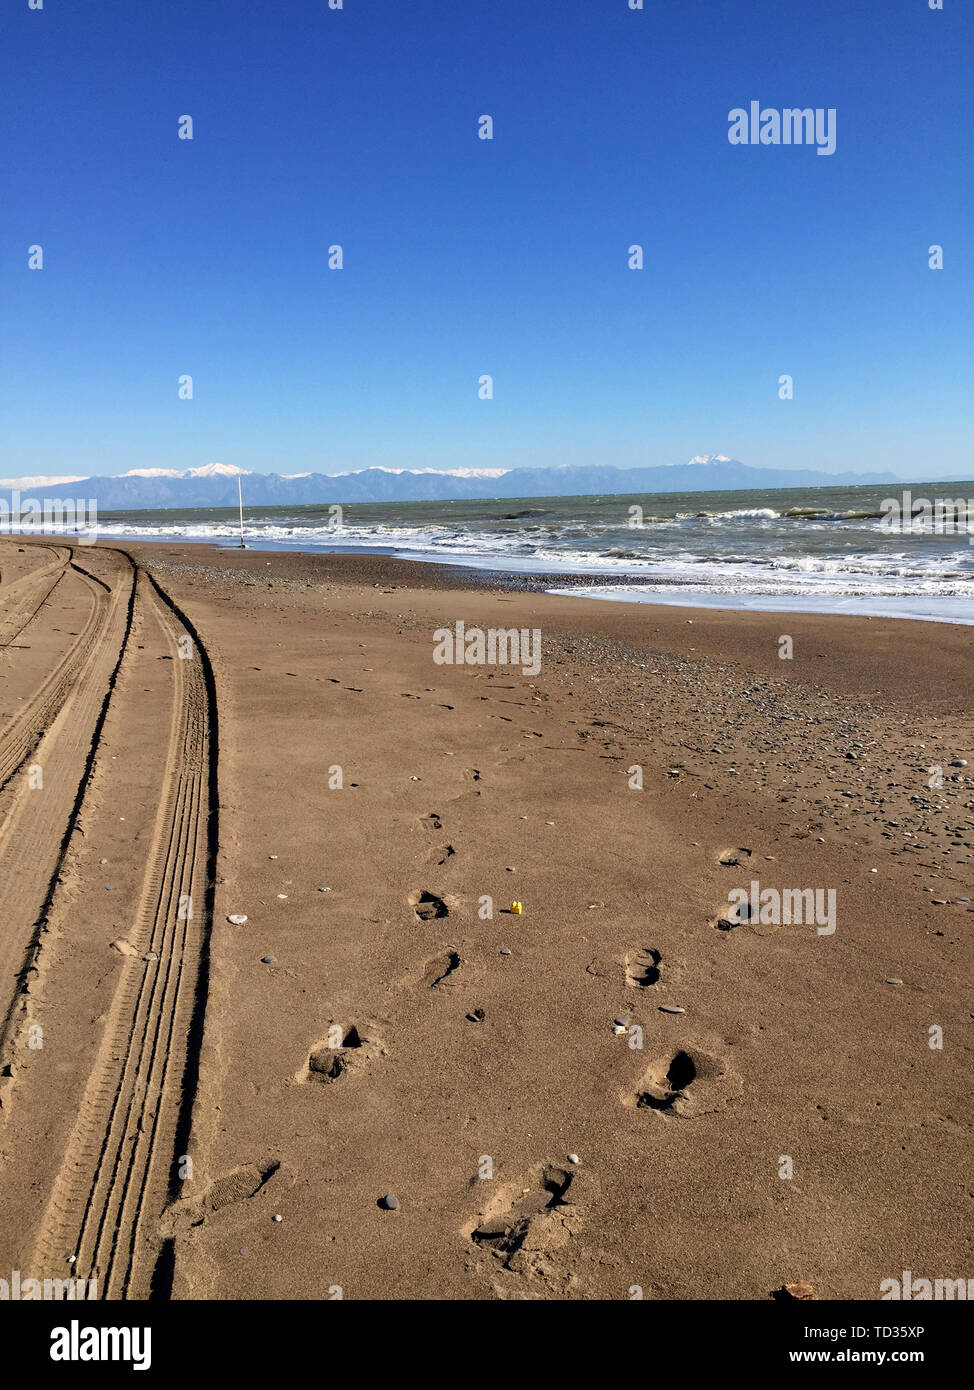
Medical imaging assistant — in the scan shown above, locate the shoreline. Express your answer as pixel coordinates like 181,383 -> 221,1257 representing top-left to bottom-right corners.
4,527 -> 974,627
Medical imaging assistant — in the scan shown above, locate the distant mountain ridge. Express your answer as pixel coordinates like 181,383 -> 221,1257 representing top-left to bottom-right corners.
0,457 -> 902,510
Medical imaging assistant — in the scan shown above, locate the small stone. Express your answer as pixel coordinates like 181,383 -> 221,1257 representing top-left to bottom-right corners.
886,978 -> 903,986
612,1024 -> 627,1035
931,899 -> 947,905
227,914 -> 248,925
277,893 -> 288,900
499,948 -> 511,956
782,1281 -> 815,1301
381,1193 -> 399,1210
505,866 -> 516,872
317,887 -> 331,893
261,955 -> 277,964
466,1008 -> 486,1023
409,776 -> 420,781
268,855 -> 278,860
659,1004 -> 686,1014
142,952 -> 159,961
272,1214 -> 283,1223
567,1153 -> 580,1165
949,759 -> 967,767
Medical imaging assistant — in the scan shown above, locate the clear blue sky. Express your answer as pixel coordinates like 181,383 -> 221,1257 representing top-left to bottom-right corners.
2,0 -> 971,480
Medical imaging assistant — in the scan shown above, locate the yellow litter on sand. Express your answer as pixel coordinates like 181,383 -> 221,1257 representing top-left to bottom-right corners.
511,901 -> 523,915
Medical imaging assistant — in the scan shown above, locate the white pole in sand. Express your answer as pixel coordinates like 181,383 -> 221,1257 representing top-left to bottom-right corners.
237,475 -> 247,548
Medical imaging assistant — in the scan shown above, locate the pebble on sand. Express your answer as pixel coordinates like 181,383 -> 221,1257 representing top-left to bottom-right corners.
272,1214 -> 283,1223
886,977 -> 904,986
227,914 -> 248,925
659,1004 -> 686,1014
612,1024 -> 627,1035
381,1193 -> 399,1210
567,1154 -> 580,1165
499,948 -> 511,956
261,955 -> 277,964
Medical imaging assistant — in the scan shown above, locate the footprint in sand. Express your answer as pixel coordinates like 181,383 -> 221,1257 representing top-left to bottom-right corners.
717,847 -> 752,867
160,1160 -> 281,1235
419,812 -> 444,833
629,1044 -> 740,1117
711,899 -> 756,932
421,948 -> 463,989
467,1163 -> 588,1283
409,889 -> 449,921
427,844 -> 455,868
295,1023 -> 387,1085
624,947 -> 662,988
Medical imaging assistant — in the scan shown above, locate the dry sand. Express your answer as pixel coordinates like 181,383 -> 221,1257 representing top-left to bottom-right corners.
0,535 -> 970,1301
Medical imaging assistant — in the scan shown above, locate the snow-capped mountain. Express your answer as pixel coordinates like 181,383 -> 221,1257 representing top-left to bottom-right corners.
0,458 -> 902,510
118,463 -> 251,480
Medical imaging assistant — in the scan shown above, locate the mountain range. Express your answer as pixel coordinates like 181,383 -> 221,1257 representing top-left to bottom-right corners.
0,457 -> 906,510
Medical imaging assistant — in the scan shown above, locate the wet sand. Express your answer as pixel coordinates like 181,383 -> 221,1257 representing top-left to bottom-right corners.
0,535 -> 970,1300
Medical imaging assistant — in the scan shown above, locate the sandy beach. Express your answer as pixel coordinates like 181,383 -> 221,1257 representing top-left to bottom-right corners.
0,534 -> 970,1302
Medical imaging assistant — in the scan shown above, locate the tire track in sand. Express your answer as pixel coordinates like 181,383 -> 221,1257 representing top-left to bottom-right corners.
0,544 -> 71,650
29,564 -> 218,1300
0,550 -> 134,1079
0,553 -> 118,793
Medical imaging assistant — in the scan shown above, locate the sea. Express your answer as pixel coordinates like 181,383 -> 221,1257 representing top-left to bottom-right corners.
40,479 -> 974,625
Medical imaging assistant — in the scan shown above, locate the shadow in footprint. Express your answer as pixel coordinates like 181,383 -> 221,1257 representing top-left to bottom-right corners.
308,1026 -> 363,1083
160,1160 -> 281,1235
472,1165 -> 576,1267
718,847 -> 752,867
297,1023 -> 387,1086
713,900 -> 755,931
409,889 -> 449,921
424,949 -> 462,989
625,947 -> 661,987
637,1051 -> 696,1111
630,1044 -> 738,1117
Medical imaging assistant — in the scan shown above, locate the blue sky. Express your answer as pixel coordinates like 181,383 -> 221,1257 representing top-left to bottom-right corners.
3,0 -> 971,481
